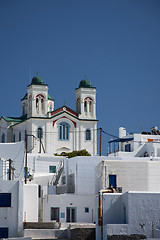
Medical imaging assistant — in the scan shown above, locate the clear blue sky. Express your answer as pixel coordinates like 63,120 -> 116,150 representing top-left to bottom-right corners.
0,0 -> 160,155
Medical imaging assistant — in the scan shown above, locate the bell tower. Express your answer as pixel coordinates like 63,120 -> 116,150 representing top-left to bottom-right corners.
75,78 -> 96,120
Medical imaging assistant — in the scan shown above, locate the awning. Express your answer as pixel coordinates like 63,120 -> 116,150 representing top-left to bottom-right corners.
108,137 -> 134,143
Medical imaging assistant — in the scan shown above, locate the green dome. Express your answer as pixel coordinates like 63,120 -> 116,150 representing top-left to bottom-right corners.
31,75 -> 44,85
79,79 -> 92,88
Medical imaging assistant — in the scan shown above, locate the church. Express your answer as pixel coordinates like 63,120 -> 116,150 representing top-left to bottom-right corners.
0,75 -> 97,155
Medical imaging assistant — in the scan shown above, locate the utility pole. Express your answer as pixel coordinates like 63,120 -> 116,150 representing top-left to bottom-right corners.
99,128 -> 102,156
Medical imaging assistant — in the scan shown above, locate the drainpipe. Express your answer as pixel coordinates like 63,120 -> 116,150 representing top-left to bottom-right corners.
98,190 -> 110,240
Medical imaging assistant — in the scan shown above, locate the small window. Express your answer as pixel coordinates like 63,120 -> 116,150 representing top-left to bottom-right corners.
125,144 -> 131,152
49,166 -> 56,173
19,132 -> 21,141
41,98 -> 44,111
0,193 -> 11,207
1,133 -> 5,143
85,207 -> 89,213
62,176 -> 66,185
86,129 -> 91,141
13,134 -> 15,142
84,101 -> 87,112
109,175 -> 117,189
89,101 -> 92,112
51,207 -> 59,221
37,127 -> 43,139
49,103 -> 52,112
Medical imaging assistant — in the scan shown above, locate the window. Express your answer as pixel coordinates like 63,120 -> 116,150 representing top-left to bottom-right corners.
84,101 -> 87,112
61,176 -> 66,185
85,207 -> 89,213
0,228 -> 8,238
125,144 -> 131,152
109,175 -> 117,189
59,122 -> 70,140
86,129 -> 91,141
37,127 -> 43,139
49,166 -> 56,173
1,133 -> 5,143
19,132 -> 21,141
29,95 -> 32,114
0,193 -> 11,207
89,101 -> 92,112
36,98 -> 39,108
51,207 -> 59,221
49,103 -> 52,112
41,98 -> 44,111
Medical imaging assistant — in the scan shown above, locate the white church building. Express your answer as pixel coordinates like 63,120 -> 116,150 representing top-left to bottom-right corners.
0,75 -> 97,155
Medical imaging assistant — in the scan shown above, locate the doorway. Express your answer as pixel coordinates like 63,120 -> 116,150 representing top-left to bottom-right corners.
66,207 -> 76,222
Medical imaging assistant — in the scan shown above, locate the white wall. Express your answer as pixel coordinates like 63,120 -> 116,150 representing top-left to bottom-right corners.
0,180 -> 23,238
96,158 -> 160,193
43,193 -> 96,223
61,156 -> 104,195
96,191 -> 160,240
23,184 -> 38,222
0,141 -> 24,180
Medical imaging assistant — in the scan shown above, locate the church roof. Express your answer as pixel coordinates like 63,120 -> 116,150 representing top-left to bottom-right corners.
27,74 -> 48,87
31,75 -> 44,85
48,94 -> 54,101
51,106 -> 78,118
1,115 -> 27,123
76,78 -> 96,89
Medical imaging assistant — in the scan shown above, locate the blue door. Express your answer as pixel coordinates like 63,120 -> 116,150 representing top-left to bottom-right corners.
109,175 -> 117,189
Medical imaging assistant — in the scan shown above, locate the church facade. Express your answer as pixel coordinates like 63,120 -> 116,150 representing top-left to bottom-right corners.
0,75 -> 97,155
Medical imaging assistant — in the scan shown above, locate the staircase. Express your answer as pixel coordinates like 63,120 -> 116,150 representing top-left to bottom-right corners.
24,222 -> 68,240
50,160 -> 64,185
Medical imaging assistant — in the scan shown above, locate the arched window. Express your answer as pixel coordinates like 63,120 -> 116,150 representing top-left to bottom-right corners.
41,98 -> 44,111
89,101 -> 92,112
2,133 -> 5,143
36,98 -> 39,110
84,101 -> 87,112
29,95 -> 32,114
37,127 -> 43,139
59,122 -> 70,140
49,103 -> 52,112
86,129 -> 91,141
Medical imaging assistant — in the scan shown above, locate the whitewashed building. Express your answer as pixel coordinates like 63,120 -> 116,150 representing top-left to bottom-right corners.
42,156 -> 103,223
0,141 -> 24,181
0,75 -> 97,156
0,180 -> 23,238
96,191 -> 160,240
